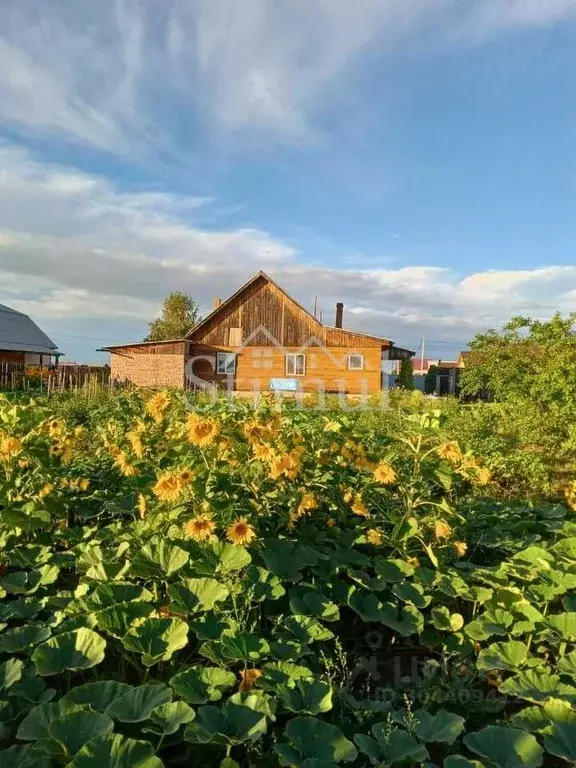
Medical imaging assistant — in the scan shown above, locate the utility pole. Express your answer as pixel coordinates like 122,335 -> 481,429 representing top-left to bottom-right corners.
313,294 -> 318,319
420,335 -> 425,374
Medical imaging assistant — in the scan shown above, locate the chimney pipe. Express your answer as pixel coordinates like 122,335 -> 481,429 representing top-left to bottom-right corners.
212,297 -> 222,309
335,302 -> 344,328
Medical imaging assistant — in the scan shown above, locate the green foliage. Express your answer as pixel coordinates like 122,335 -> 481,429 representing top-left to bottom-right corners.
396,356 -> 415,390
144,292 -> 200,342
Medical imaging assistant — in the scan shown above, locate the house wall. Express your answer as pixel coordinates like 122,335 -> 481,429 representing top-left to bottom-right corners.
186,344 -> 382,394
0,350 -> 25,364
110,342 -> 187,388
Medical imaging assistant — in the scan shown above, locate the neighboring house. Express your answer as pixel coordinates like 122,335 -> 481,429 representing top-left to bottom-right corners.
102,271 -> 414,394
0,304 -> 61,365
457,351 -> 470,368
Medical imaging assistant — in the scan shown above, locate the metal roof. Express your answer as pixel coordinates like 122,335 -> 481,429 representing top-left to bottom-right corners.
0,304 -> 60,355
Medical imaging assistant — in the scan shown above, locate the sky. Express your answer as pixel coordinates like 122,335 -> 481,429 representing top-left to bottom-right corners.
1,0 -> 575,363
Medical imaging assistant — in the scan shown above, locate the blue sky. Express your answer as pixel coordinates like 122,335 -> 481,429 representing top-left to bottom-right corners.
1,0 -> 575,362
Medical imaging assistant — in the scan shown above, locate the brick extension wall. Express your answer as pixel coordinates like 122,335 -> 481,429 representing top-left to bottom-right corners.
110,343 -> 186,388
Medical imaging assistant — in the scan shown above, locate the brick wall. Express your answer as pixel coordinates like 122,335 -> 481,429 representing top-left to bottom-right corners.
110,343 -> 186,388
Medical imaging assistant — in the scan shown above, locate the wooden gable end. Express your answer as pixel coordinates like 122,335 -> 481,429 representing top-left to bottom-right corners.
188,274 -> 323,348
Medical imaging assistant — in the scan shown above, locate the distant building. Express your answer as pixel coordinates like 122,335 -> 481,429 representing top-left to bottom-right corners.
0,304 -> 60,365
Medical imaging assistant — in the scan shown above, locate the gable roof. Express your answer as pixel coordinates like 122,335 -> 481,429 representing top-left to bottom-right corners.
0,304 -> 60,355
186,270 -> 392,345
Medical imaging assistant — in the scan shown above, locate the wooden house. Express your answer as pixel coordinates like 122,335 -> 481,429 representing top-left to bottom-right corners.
0,303 -> 61,366
103,272 -> 413,394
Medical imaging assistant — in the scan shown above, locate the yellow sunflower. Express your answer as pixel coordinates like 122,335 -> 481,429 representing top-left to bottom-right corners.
434,520 -> 453,540
183,515 -> 216,542
186,413 -> 220,446
78,478 -> 90,492
127,430 -> 144,458
366,529 -> 383,546
351,495 -> 370,518
373,460 -> 397,485
137,493 -> 147,519
152,473 -> 182,501
0,436 -> 23,458
114,451 -> 139,477
145,391 -> 171,422
437,441 -> 462,464
227,518 -> 256,545
453,541 -> 468,557
179,469 -> 195,485
252,443 -> 277,463
475,466 -> 492,486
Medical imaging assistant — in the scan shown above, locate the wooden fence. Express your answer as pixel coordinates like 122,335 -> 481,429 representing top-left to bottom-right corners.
0,363 -> 129,395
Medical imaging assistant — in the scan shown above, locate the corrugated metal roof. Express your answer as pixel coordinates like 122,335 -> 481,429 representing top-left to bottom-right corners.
0,304 -> 60,355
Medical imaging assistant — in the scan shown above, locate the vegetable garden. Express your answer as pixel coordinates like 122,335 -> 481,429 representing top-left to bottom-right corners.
0,390 -> 575,767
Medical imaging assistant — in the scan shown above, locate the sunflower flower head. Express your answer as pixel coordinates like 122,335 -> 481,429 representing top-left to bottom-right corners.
152,473 -> 182,502
145,392 -> 171,423
227,518 -> 256,546
184,515 -> 216,542
186,413 -> 220,446
137,493 -> 147,519
366,529 -> 383,546
114,451 -> 139,477
351,494 -> 370,519
373,460 -> 397,485
0,436 -> 23,458
453,541 -> 468,557
179,469 -> 195,485
437,441 -> 462,465
434,520 -> 453,540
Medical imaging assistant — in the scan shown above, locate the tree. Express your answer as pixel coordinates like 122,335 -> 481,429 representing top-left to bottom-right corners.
396,356 -> 415,390
144,292 -> 201,342
424,364 -> 439,395
460,313 -> 576,455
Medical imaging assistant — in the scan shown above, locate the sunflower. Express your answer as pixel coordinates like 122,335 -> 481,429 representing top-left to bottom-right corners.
326,517 -> 336,528
243,421 -> 273,443
184,515 -> 216,542
179,469 -> 194,485
252,443 -> 277,463
238,669 -> 262,692
137,493 -> 147,519
373,460 -> 397,485
437,441 -> 461,464
366,529 -> 383,546
145,391 -> 171,423
227,518 -> 256,545
186,413 -> 220,446
351,494 -> 370,518
453,541 -> 468,557
127,430 -> 144,458
298,493 -> 317,515
1,436 -> 23,458
152,473 -> 182,501
78,478 -> 90,492
434,520 -> 453,540
38,483 -> 54,498
114,451 -> 139,477
407,556 -> 420,568
475,466 -> 492,486
269,452 -> 300,481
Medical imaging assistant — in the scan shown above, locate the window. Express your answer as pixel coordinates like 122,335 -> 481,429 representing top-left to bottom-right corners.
286,353 -> 306,376
216,352 -> 236,375
348,354 -> 364,370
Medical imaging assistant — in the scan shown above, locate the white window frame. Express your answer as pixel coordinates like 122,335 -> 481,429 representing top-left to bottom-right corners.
216,352 -> 236,375
286,353 -> 306,376
348,354 -> 364,370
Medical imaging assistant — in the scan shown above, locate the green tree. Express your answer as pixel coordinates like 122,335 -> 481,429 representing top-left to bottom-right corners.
396,356 -> 415,390
460,313 -> 576,456
144,292 -> 201,342
424,364 -> 439,395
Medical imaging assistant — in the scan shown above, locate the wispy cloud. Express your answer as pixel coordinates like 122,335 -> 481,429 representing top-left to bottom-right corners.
1,145 -> 574,352
2,1 -> 573,155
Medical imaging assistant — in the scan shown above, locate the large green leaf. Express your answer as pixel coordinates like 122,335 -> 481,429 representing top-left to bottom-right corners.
195,543 -> 252,575
374,558 -> 415,582
547,613 -> 576,641
500,670 -> 576,703
68,734 -> 163,767
105,684 -> 172,722
477,641 -> 529,672
64,681 -> 133,712
142,701 -> 196,736
185,702 -> 267,746
283,616 -> 334,644
167,578 -> 229,614
0,623 -> 51,654
464,726 -> 544,768
122,617 -> 188,666
32,628 -> 106,676
78,583 -> 154,611
544,722 -> 576,762
17,700 -> 86,741
355,728 -> 429,765
277,716 -> 357,765
558,650 -> 576,678
96,602 -> 154,639
201,631 -> 270,663
244,566 -> 286,602
131,538 -> 189,579
279,679 -> 333,715
431,606 -> 464,632
0,745 -> 51,768
289,592 -> 340,622
394,708 -> 465,745
257,662 -> 314,692
42,709 -> 114,761
0,658 -> 24,690
170,666 -> 236,704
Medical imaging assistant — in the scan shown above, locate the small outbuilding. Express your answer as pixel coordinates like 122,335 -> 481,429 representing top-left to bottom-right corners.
0,303 -> 61,365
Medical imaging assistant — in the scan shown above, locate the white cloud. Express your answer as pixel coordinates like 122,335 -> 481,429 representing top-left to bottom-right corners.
1,1 -> 574,154
1,145 -> 574,357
